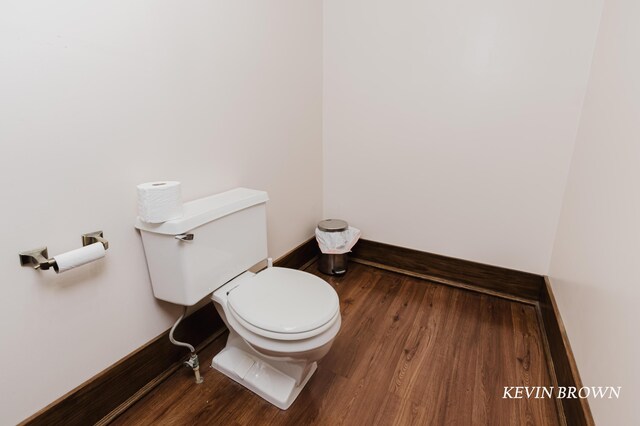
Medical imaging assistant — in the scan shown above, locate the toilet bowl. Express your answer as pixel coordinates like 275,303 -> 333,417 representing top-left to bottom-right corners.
211,267 -> 341,409
135,188 -> 341,409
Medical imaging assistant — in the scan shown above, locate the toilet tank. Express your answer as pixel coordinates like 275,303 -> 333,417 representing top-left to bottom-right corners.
135,188 -> 269,306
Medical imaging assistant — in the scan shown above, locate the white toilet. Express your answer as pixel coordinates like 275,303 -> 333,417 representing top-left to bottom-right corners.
135,188 -> 341,409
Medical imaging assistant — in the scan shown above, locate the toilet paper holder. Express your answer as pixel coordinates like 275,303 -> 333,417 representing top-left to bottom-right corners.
19,231 -> 109,271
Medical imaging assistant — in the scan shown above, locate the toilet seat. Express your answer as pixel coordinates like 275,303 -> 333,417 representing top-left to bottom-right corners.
229,305 -> 341,342
227,267 -> 340,341
224,306 -> 341,355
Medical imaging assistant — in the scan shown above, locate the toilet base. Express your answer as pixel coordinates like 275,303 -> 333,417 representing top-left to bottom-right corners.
212,345 -> 317,410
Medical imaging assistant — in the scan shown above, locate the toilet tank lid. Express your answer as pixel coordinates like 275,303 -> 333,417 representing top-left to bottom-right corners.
135,187 -> 268,235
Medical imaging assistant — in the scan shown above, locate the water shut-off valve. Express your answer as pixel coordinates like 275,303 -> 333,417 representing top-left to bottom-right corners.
184,353 -> 204,384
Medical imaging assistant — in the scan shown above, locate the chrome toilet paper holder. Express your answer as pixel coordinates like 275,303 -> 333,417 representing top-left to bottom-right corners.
19,231 -> 109,271
81,231 -> 109,250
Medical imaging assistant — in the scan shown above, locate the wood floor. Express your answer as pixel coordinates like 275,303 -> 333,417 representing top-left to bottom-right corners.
113,262 -> 560,426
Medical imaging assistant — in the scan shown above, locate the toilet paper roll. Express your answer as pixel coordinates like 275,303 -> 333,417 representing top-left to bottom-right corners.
137,181 -> 183,223
53,243 -> 106,274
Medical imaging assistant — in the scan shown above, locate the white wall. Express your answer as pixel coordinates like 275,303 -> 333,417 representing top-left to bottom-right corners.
323,0 -> 603,273
549,0 -> 640,423
0,1 -> 322,423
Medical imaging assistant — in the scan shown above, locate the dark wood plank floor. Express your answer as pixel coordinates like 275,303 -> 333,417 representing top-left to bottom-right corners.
113,262 -> 560,426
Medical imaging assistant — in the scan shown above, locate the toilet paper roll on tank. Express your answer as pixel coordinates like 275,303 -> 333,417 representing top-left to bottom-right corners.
137,181 -> 184,223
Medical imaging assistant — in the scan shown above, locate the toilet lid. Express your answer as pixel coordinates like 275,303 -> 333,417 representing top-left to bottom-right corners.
227,267 -> 340,335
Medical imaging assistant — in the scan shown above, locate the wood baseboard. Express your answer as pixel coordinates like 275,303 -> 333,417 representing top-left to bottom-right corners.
271,237 -> 320,271
539,277 -> 594,426
21,237 -> 320,426
350,239 -> 544,301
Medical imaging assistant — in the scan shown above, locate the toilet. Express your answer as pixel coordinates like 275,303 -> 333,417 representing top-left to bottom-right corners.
135,187 -> 341,409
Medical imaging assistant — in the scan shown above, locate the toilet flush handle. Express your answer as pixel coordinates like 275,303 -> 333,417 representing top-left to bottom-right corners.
175,233 -> 194,242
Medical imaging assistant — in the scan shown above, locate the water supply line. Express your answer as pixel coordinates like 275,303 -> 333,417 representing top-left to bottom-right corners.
170,306 -> 204,384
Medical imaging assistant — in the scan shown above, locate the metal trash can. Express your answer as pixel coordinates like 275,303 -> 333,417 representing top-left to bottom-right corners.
317,219 -> 349,275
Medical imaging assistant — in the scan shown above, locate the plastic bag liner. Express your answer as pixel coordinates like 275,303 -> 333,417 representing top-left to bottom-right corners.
315,226 -> 361,254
